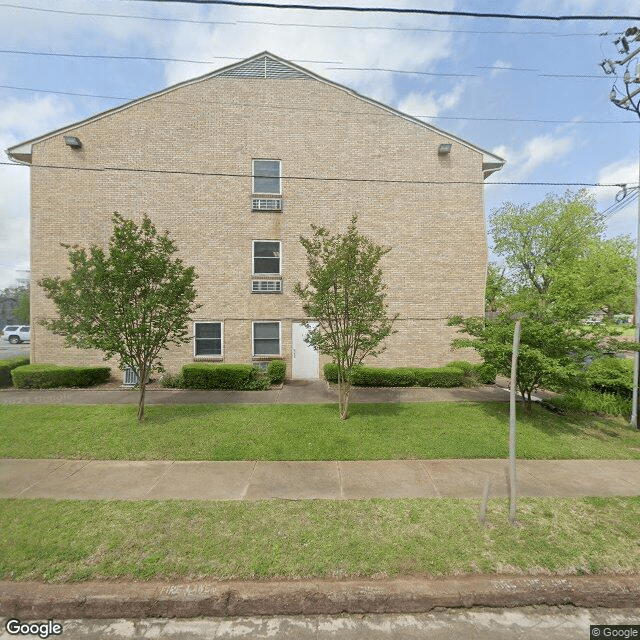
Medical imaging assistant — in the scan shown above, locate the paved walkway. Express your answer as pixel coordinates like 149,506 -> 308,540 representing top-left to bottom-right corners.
0,378 -> 521,404
3,458 -> 640,500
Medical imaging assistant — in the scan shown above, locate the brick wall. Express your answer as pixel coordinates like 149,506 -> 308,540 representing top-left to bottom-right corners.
29,73 -> 487,376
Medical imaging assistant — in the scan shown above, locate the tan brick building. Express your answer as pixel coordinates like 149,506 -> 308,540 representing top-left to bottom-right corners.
7,52 -> 504,379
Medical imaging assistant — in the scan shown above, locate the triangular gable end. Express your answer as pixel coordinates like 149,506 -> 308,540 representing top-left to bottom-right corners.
216,55 -> 309,79
6,51 -> 505,176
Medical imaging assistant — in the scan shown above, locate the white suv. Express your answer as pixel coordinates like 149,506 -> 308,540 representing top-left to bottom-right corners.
2,325 -> 30,344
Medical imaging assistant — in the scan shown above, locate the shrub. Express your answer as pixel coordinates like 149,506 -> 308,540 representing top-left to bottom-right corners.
350,366 -> 416,387
476,362 -> 498,384
11,364 -> 111,389
324,362 -> 339,383
324,363 -> 465,388
551,388 -> 631,418
586,357 -> 633,398
159,373 -> 183,388
267,360 -> 286,385
445,360 -> 497,385
446,360 -> 475,373
181,364 -> 262,390
414,367 -> 464,387
0,356 -> 30,388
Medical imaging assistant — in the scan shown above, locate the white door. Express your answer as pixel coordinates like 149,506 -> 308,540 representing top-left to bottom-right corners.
291,322 -> 319,379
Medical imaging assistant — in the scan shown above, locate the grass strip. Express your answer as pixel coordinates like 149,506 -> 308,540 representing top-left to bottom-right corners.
1,402 -> 639,460
1,497 -> 639,582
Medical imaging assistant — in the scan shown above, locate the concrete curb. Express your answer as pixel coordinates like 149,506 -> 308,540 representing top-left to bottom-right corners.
2,575 -> 640,619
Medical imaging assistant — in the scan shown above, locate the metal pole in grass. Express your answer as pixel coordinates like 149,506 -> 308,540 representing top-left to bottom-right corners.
509,318 -> 522,525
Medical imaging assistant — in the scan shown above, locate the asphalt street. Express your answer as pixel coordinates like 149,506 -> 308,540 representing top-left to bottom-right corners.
0,342 -> 29,360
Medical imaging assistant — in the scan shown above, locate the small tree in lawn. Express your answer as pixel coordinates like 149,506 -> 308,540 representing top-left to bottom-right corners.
448,302 -> 629,412
294,215 -> 397,420
40,213 -> 200,422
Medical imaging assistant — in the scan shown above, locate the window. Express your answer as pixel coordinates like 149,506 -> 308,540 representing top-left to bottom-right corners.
253,321 -> 281,356
253,240 -> 281,275
194,322 -> 223,357
253,159 -> 281,195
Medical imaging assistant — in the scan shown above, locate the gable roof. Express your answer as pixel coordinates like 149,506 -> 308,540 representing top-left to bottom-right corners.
7,51 -> 505,177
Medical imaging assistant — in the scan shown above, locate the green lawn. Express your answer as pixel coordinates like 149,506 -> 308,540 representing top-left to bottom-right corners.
2,497 -> 639,582
1,402 -> 639,460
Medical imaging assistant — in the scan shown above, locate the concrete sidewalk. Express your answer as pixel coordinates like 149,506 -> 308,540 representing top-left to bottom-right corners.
3,458 -> 640,501
0,378 -> 516,405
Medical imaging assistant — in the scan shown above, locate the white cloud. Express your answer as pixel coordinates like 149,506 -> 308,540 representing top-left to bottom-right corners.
490,130 -> 578,180
396,84 -> 467,122
160,0 -> 458,107
489,60 -> 513,78
0,95 -> 78,290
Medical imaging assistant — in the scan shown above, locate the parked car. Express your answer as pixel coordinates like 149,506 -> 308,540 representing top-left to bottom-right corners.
1,325 -> 30,344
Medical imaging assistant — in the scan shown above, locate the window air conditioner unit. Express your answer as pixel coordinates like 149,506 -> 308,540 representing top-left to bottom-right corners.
252,198 -> 283,211
123,366 -> 139,387
252,280 -> 282,293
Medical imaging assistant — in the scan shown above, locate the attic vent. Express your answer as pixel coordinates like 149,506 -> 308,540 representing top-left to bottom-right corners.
217,56 -> 309,79
252,280 -> 282,293
252,198 -> 283,211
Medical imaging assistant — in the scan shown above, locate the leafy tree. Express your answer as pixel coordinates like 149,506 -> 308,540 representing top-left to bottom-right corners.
14,286 -> 29,324
449,307 -> 625,412
485,262 -> 511,313
490,189 -> 635,319
294,215 -> 398,419
40,213 -> 200,422
457,190 -> 639,413
490,189 -> 604,295
547,235 -> 635,318
0,284 -> 29,324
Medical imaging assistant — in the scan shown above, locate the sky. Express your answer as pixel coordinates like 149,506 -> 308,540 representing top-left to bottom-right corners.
1,0 -> 639,291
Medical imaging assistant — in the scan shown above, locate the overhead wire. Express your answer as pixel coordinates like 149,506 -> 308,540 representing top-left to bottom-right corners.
0,48 -> 626,81
0,3 -> 610,36
1,83 -> 636,125
0,160 -> 630,189
114,0 -> 640,22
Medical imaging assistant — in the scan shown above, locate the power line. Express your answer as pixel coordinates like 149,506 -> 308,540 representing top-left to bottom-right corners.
0,49 -> 622,81
0,49 -> 340,65
0,161 -> 628,188
0,3 -> 607,36
116,0 -> 640,22
1,83 -> 636,124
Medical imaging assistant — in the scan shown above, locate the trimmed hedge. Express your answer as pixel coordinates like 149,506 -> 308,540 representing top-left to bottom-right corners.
267,360 -> 286,385
323,361 -> 496,388
446,360 -> 497,385
413,367 -> 464,388
323,363 -> 465,388
181,364 -> 263,390
11,364 -> 111,389
0,355 -> 30,388
350,366 -> 416,387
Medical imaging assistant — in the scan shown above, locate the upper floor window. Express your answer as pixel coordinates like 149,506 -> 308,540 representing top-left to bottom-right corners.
253,159 -> 281,195
253,240 -> 281,275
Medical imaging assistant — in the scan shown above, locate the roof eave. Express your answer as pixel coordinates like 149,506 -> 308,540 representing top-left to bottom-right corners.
482,160 -> 505,179
6,143 -> 32,165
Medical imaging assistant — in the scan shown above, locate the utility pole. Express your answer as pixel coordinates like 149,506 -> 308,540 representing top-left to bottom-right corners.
601,26 -> 640,429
